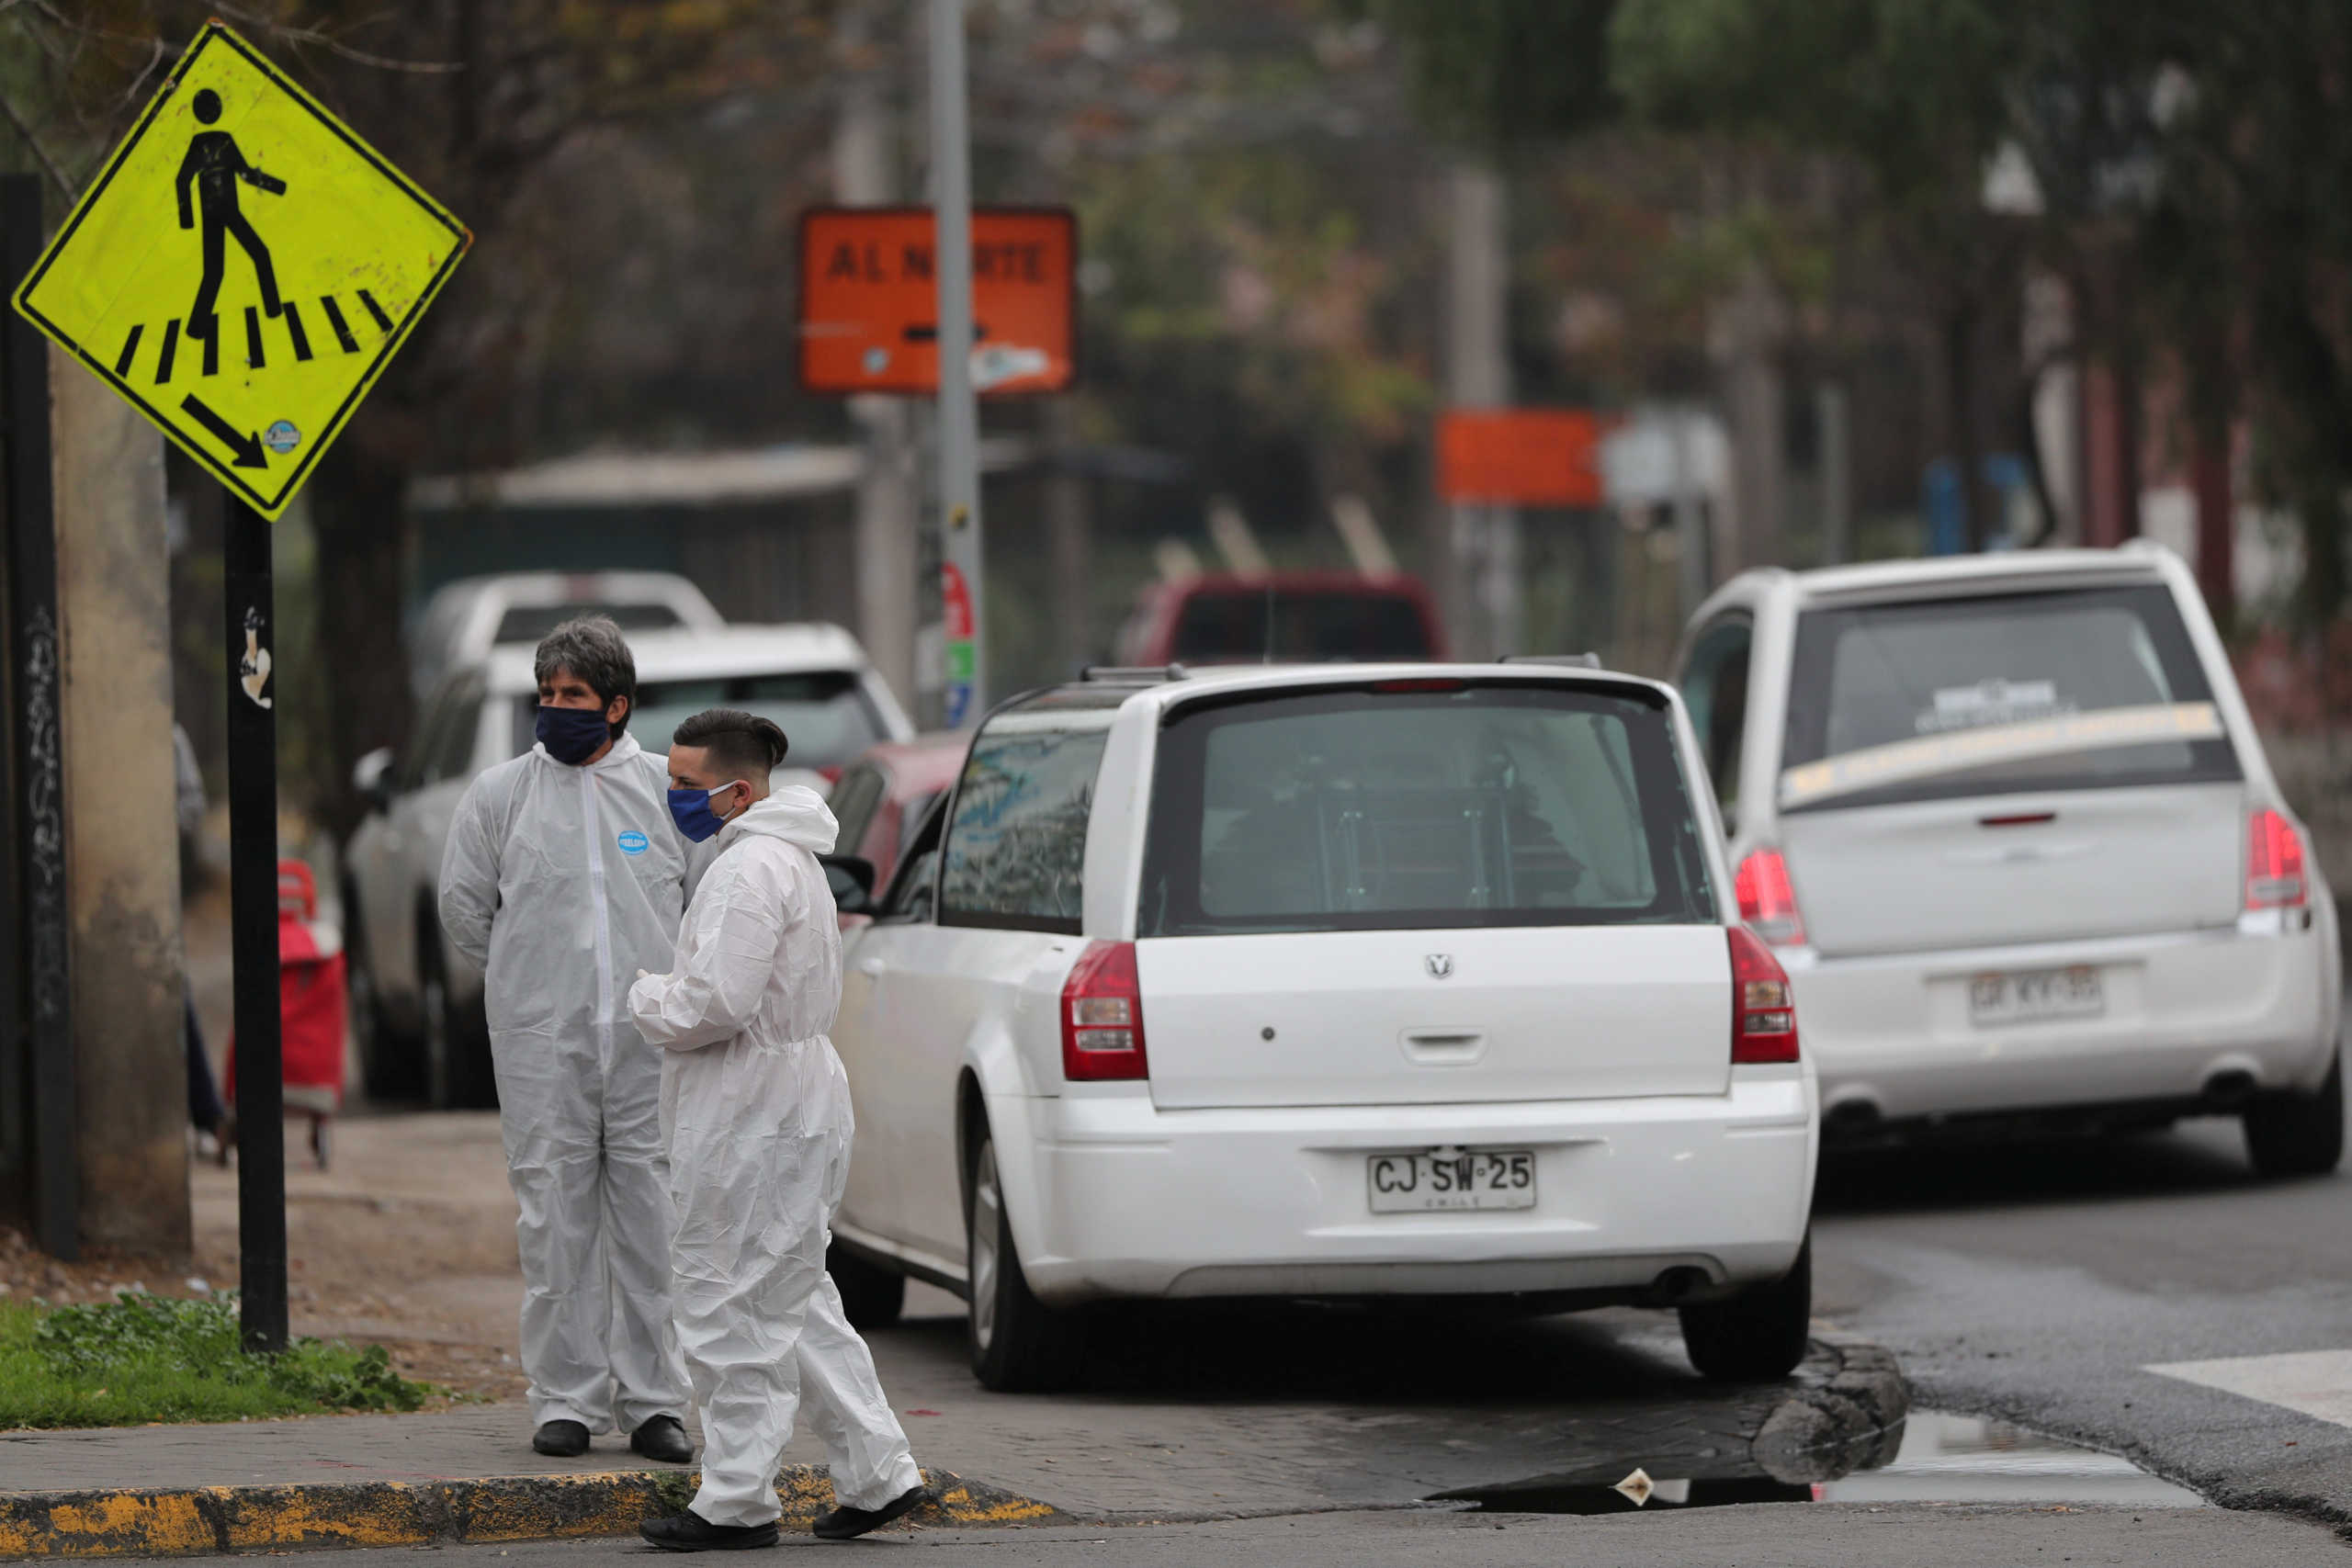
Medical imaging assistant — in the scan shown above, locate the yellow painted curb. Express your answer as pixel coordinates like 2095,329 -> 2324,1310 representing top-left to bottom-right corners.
0,1466 -> 1059,1558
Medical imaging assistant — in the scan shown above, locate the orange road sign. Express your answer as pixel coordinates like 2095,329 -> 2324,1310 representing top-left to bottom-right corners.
1437,409 -> 1608,506
798,207 -> 1075,396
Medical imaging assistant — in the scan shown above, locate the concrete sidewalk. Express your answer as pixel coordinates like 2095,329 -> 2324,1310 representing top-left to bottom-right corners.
0,1320 -> 1905,1556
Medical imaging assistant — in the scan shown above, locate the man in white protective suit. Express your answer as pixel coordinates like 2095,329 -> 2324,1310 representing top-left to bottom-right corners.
628,708 -> 926,1550
439,616 -> 696,1463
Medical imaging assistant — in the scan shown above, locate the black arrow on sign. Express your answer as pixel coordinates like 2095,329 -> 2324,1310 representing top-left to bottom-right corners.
181,393 -> 267,469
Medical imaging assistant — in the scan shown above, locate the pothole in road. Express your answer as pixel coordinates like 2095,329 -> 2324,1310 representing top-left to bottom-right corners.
1453,1412 -> 2205,1514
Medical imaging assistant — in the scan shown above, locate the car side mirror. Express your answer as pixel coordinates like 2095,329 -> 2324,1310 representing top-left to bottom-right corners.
821,854 -> 877,916
353,748 -> 395,814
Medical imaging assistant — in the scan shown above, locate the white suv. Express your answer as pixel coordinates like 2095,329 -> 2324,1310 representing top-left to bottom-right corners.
821,662 -> 1819,1391
345,625 -> 911,1107
1674,545 -> 2343,1175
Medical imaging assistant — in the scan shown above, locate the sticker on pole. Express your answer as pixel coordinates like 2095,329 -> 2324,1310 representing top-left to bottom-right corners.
942,561 -> 977,728
9,21 -> 469,520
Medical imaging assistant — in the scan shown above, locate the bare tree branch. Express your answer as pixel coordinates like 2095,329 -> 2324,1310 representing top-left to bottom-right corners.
0,79 -> 74,200
209,2 -> 465,74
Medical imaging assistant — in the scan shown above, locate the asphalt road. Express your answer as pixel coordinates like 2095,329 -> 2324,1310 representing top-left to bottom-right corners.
267,1503 -> 2341,1567
1813,1111 -> 2352,1525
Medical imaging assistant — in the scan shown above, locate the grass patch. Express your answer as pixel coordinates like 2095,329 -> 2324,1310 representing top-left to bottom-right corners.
0,1290 -> 436,1429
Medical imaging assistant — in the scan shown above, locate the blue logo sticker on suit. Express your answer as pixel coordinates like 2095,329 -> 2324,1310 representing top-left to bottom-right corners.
616,829 -> 650,856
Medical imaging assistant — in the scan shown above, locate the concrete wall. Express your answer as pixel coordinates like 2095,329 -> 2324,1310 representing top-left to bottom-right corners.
50,345 -> 188,1256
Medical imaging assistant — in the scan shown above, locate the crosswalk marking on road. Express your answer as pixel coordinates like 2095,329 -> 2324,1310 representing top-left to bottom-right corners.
2147,1349 -> 2352,1428
110,289 -> 378,386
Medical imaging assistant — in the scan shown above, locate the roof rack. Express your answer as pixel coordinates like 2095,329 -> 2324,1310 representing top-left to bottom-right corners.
1078,663 -> 1190,683
1498,652 -> 1604,669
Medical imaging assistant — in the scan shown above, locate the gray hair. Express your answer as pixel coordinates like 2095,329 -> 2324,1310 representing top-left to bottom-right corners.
534,615 -> 638,737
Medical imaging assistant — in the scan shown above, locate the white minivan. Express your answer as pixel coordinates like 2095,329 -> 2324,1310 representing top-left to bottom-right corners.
1674,544 -> 2343,1175
821,662 -> 1819,1391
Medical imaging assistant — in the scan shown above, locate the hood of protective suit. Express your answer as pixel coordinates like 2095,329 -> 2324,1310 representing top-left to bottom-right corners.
722,785 -> 839,855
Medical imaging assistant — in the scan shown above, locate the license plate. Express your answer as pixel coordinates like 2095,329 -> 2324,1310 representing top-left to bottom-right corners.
1367,1147 -> 1535,1213
1969,965 -> 2104,1026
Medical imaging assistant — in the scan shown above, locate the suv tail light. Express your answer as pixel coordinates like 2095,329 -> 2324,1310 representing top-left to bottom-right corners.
1735,848 -> 1807,946
2247,808 -> 2308,910
1062,941 -> 1148,1081
1729,927 -> 1800,1065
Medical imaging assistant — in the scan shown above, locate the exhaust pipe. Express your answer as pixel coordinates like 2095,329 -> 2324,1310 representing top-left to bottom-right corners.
1824,1098 -> 1885,1140
2201,1069 -> 2258,1111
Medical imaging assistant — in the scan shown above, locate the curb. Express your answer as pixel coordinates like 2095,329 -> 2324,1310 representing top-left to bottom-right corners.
1750,1331 -> 1913,1483
0,1466 -> 1062,1558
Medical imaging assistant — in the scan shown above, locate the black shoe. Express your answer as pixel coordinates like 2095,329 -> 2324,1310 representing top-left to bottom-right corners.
639,1514 -> 779,1552
811,1483 -> 928,1541
531,1419 -> 590,1457
630,1414 -> 695,1464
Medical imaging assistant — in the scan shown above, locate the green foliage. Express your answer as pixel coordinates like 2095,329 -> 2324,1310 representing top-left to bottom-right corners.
0,1292 -> 434,1430
1357,0 -> 1621,151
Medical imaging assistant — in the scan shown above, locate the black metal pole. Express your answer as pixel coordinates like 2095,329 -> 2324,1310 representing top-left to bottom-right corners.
223,490 -> 287,1353
1,174 -> 75,1262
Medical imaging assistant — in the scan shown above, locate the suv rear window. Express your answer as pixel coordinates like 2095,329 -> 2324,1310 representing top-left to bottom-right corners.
1780,584 -> 2242,812
1170,589 -> 1432,663
514,669 -> 886,769
493,602 -> 684,645
1139,682 -> 1717,936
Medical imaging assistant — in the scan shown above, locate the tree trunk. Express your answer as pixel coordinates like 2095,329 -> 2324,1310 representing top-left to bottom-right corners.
1944,300 -> 1992,552
308,442 -> 415,842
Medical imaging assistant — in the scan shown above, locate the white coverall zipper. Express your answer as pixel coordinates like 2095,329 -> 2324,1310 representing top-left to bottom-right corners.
581,765 -> 615,1056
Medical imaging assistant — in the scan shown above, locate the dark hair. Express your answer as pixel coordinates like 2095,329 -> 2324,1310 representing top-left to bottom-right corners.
672,708 -> 788,782
534,616 -> 637,737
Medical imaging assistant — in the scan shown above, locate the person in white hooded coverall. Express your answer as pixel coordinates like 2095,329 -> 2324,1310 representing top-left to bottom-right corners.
438,617 -> 696,1463
628,708 -> 925,1551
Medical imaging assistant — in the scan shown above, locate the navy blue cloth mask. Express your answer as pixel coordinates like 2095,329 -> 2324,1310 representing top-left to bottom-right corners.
668,783 -> 744,843
536,704 -> 611,765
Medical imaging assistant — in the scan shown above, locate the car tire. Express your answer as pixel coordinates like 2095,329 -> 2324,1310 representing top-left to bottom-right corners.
418,935 -> 498,1111
2244,1050 -> 2345,1179
1679,1235 -> 1812,1383
966,1128 -> 1076,1392
827,1242 -> 906,1329
345,897 -> 421,1102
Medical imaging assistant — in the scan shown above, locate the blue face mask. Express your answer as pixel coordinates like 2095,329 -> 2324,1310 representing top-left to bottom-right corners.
536,704 -> 611,765
668,781 -> 746,843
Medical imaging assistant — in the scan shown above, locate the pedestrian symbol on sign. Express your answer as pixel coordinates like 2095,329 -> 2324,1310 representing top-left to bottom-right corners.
176,87 -> 286,337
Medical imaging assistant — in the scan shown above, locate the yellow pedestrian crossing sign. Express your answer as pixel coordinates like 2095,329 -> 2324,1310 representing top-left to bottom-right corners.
10,21 -> 469,519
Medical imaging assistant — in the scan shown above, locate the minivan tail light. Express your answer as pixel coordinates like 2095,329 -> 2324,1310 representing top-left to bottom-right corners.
2247,808 -> 2308,910
1062,941 -> 1148,1081
1735,848 -> 1807,946
1728,927 -> 1799,1065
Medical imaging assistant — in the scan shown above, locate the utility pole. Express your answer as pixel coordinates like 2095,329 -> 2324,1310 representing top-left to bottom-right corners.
1816,382 -> 1851,567
1671,408 -> 1711,620
929,0 -> 983,725
833,0 -> 917,712
1445,162 -> 1513,660
1044,397 -> 1091,676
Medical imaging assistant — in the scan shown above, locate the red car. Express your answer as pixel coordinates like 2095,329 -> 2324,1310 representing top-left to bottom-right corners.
825,733 -> 968,901
1114,572 -> 1447,666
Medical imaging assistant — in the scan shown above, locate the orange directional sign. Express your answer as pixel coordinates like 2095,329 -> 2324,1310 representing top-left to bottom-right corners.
1437,409 -> 1609,507
798,207 -> 1075,396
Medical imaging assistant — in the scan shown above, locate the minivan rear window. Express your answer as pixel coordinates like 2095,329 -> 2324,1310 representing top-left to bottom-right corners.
1138,683 -> 1717,936
1170,589 -> 1432,663
1780,584 -> 2241,812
